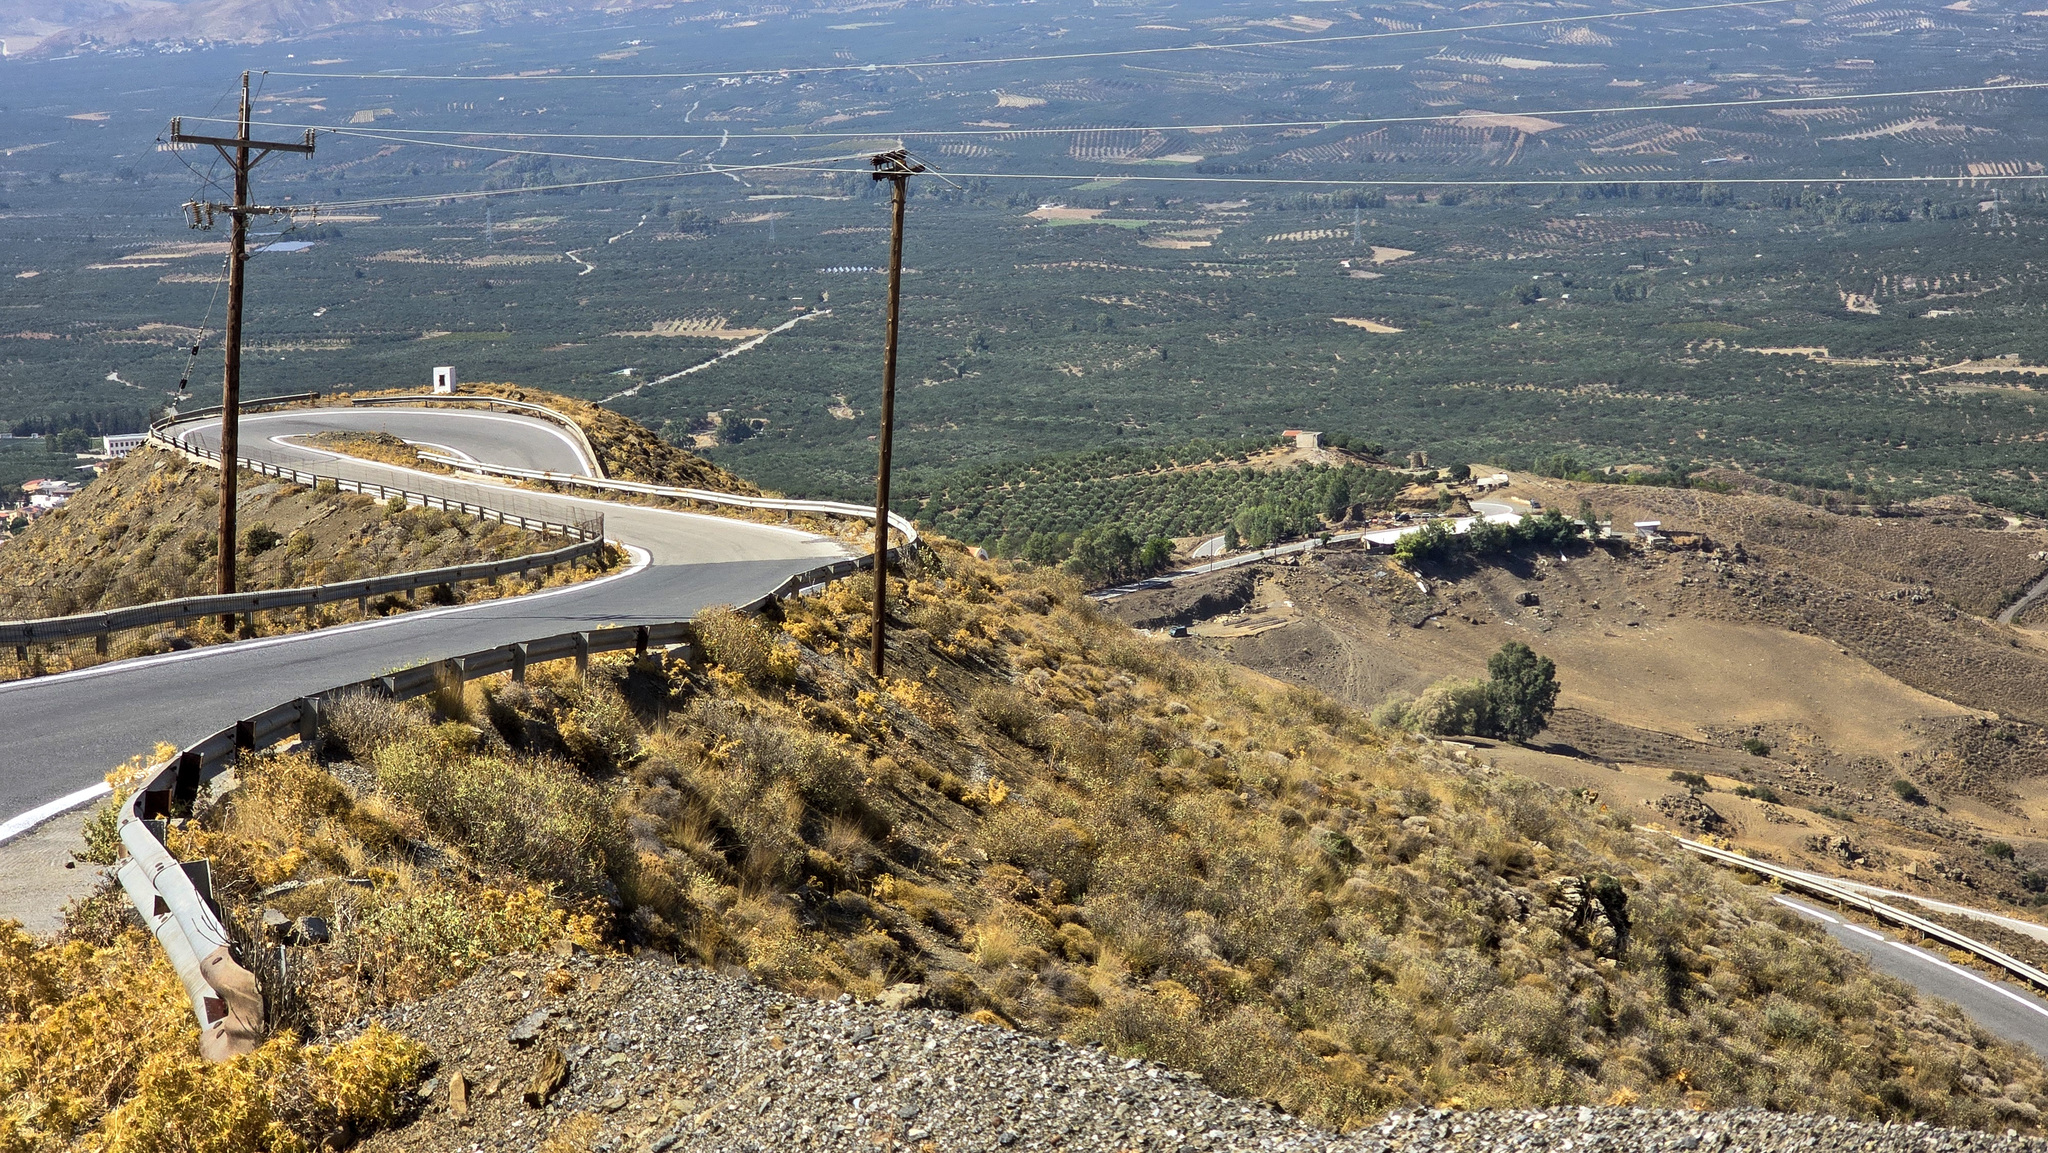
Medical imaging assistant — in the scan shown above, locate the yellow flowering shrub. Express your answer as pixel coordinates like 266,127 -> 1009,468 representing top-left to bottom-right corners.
0,921 -> 421,1153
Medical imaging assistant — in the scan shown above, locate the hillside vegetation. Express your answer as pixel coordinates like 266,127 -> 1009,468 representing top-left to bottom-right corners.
392,384 -> 760,493
0,446 -> 576,622
0,445 -> 612,680
1105,468 -> 2048,926
11,541 -> 2045,1151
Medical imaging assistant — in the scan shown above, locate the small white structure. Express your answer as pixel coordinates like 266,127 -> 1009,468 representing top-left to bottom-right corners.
1474,473 -> 1511,492
432,366 -> 458,394
1634,520 -> 1665,542
23,478 -> 80,509
102,434 -> 146,458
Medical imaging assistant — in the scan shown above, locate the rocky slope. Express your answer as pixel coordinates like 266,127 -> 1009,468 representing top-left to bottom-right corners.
355,952 -> 2048,1153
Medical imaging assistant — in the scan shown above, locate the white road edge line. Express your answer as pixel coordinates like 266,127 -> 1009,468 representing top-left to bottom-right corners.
200,414 -> 838,547
0,781 -> 113,846
237,408 -> 595,475
1774,896 -> 1837,924
0,544 -> 651,699
1844,923 -> 1886,941
0,543 -> 651,835
1886,939 -> 2048,1021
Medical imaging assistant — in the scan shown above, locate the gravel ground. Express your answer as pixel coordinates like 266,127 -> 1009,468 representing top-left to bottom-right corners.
352,954 -> 2048,1153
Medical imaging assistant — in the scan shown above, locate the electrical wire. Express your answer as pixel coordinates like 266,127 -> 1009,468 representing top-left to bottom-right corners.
321,126 -> 783,167
298,154 -> 880,211
179,78 -> 2048,148
172,253 -> 229,401
900,168 -> 2048,188
257,0 -> 1807,82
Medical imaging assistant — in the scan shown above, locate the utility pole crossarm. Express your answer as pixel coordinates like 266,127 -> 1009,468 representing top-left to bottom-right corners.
167,126 -> 317,155
168,73 -> 316,622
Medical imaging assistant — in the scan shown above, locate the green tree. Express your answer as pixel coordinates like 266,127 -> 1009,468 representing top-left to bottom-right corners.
1393,519 -> 1458,565
1406,676 -> 1492,736
1138,536 -> 1174,573
1233,503 -> 1288,549
51,428 -> 89,454
1522,509 -> 1587,549
1319,472 -> 1350,522
1485,641 -> 1560,741
1466,517 -> 1516,555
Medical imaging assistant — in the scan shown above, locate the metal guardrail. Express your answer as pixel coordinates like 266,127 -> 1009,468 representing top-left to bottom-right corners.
419,454 -> 922,547
157,431 -> 603,540
0,432 -> 604,651
1669,834 -> 2048,995
349,394 -> 608,479
0,538 -> 601,649
113,465 -> 905,1059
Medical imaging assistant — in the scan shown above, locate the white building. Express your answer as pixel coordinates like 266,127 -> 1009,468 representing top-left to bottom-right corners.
103,434 -> 147,458
23,478 -> 80,509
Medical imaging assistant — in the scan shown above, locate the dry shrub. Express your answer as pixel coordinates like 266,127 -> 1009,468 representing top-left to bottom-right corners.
977,804 -> 1098,901
319,690 -> 421,762
686,698 -> 861,816
693,605 -> 798,690
0,920 -> 422,1153
99,537 -> 2048,1140
972,685 -> 1048,748
342,883 -> 598,1002
371,731 -> 625,897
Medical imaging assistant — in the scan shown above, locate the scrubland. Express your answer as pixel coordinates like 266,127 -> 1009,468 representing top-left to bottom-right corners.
6,542 -> 2046,1151
0,445 -> 614,679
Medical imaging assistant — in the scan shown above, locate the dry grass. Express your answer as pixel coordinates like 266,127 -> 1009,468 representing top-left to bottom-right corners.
300,429 -> 451,474
0,915 -> 425,1152
112,540 -> 2044,1135
35,541 -> 2047,1142
0,446 -> 619,681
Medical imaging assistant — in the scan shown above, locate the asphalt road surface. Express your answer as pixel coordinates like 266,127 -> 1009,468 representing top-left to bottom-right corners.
0,406 -> 851,843
1773,894 -> 2048,1058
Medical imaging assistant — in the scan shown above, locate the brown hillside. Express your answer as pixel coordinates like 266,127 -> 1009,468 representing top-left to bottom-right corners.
359,384 -> 761,493
1102,476 -> 2048,922
1509,475 -> 2048,725
0,446 -> 576,621
18,544 -> 2045,1148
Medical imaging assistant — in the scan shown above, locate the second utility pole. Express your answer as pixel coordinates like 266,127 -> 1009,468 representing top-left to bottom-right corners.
170,73 -> 315,619
868,148 -> 923,679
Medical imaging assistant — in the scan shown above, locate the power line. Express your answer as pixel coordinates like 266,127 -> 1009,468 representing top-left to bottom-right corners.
326,126 -> 760,167
183,78 -> 2048,149
259,0 -> 1805,82
912,169 -> 2048,188
301,155 -> 873,211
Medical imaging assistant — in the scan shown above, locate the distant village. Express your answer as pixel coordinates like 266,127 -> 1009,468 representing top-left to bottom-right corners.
0,432 -> 144,539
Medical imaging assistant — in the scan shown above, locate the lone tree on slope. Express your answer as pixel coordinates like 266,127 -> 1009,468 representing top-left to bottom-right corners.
1486,641 -> 1560,741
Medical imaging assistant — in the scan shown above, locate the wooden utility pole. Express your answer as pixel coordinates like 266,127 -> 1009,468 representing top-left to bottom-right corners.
868,148 -> 923,679
170,74 -> 315,617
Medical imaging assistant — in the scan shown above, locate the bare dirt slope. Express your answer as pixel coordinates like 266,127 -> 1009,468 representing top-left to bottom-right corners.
1102,476 -> 2048,921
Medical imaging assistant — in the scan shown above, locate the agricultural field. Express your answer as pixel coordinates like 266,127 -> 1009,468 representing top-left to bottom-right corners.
3,0 -> 2048,532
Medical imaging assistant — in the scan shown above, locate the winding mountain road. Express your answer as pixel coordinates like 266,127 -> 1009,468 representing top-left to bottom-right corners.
0,405 -> 852,843
9,409 -> 2048,1065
